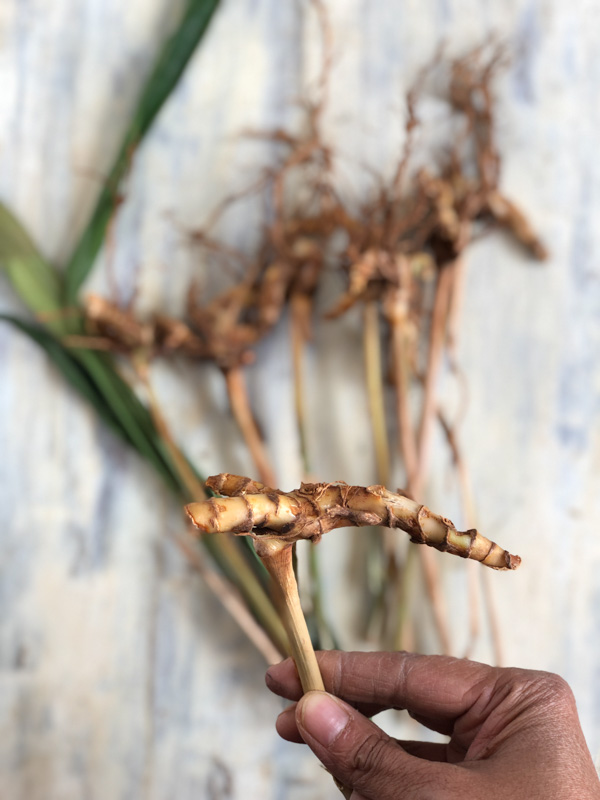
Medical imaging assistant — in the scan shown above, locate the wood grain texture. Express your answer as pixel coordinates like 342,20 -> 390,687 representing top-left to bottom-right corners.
1,0 -> 599,797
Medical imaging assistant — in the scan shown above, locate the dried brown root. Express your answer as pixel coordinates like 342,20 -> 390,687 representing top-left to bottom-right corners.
485,190 -> 548,260
384,256 -> 419,487
84,294 -> 154,351
438,408 -> 504,664
414,260 -> 456,491
186,282 -> 261,370
363,301 -> 390,488
381,254 -> 450,652
81,294 -> 207,359
186,473 -> 521,570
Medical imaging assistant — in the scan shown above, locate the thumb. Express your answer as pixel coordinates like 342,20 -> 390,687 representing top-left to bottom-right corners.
295,691 -> 452,800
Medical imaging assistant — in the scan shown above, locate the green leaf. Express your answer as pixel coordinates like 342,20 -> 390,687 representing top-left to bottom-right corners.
0,204 -> 183,488
71,347 -> 184,494
1,315 -> 285,652
64,0 -> 221,304
0,315 -> 123,435
0,315 -> 181,491
0,204 -> 66,334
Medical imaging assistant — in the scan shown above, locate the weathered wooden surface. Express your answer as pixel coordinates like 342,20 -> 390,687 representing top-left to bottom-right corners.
1,0 -> 599,797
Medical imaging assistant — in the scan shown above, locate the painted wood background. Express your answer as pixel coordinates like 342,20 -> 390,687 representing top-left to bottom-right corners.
1,0 -> 599,797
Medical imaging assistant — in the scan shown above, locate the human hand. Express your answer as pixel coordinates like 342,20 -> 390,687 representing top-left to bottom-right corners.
266,651 -> 600,799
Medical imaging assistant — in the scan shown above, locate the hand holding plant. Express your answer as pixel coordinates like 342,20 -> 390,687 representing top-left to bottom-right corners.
267,651 -> 600,800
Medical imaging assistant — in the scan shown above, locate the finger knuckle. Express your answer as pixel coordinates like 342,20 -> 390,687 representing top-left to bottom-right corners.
350,733 -> 390,783
501,668 -> 575,715
331,651 -> 344,697
534,671 -> 575,708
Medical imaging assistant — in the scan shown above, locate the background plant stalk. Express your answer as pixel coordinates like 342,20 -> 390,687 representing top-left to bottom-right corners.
290,293 -> 337,649
225,366 -> 278,487
139,359 -> 290,659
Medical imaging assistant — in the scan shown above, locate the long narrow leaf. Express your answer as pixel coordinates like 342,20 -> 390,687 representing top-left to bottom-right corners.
64,0 -> 221,303
0,204 -> 66,334
0,314 -> 179,491
74,349 -> 182,490
0,316 -> 125,438
0,194 -> 285,651
1,314 -> 285,651
0,199 -> 191,491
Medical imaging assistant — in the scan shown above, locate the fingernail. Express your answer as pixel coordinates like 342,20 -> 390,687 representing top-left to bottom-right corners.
298,692 -> 350,747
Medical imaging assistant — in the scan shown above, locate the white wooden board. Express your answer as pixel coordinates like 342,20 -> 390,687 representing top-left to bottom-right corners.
1,0 -> 599,797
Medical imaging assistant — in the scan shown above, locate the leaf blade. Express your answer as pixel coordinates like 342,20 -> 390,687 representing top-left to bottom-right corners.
0,315 -> 124,437
64,0 -> 221,303
1,316 -> 287,654
0,203 -> 65,333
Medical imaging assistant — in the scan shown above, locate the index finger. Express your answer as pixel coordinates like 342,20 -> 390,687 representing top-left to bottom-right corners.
266,651 -> 495,731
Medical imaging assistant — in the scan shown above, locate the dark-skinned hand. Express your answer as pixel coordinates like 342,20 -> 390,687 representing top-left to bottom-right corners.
266,651 -> 600,799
